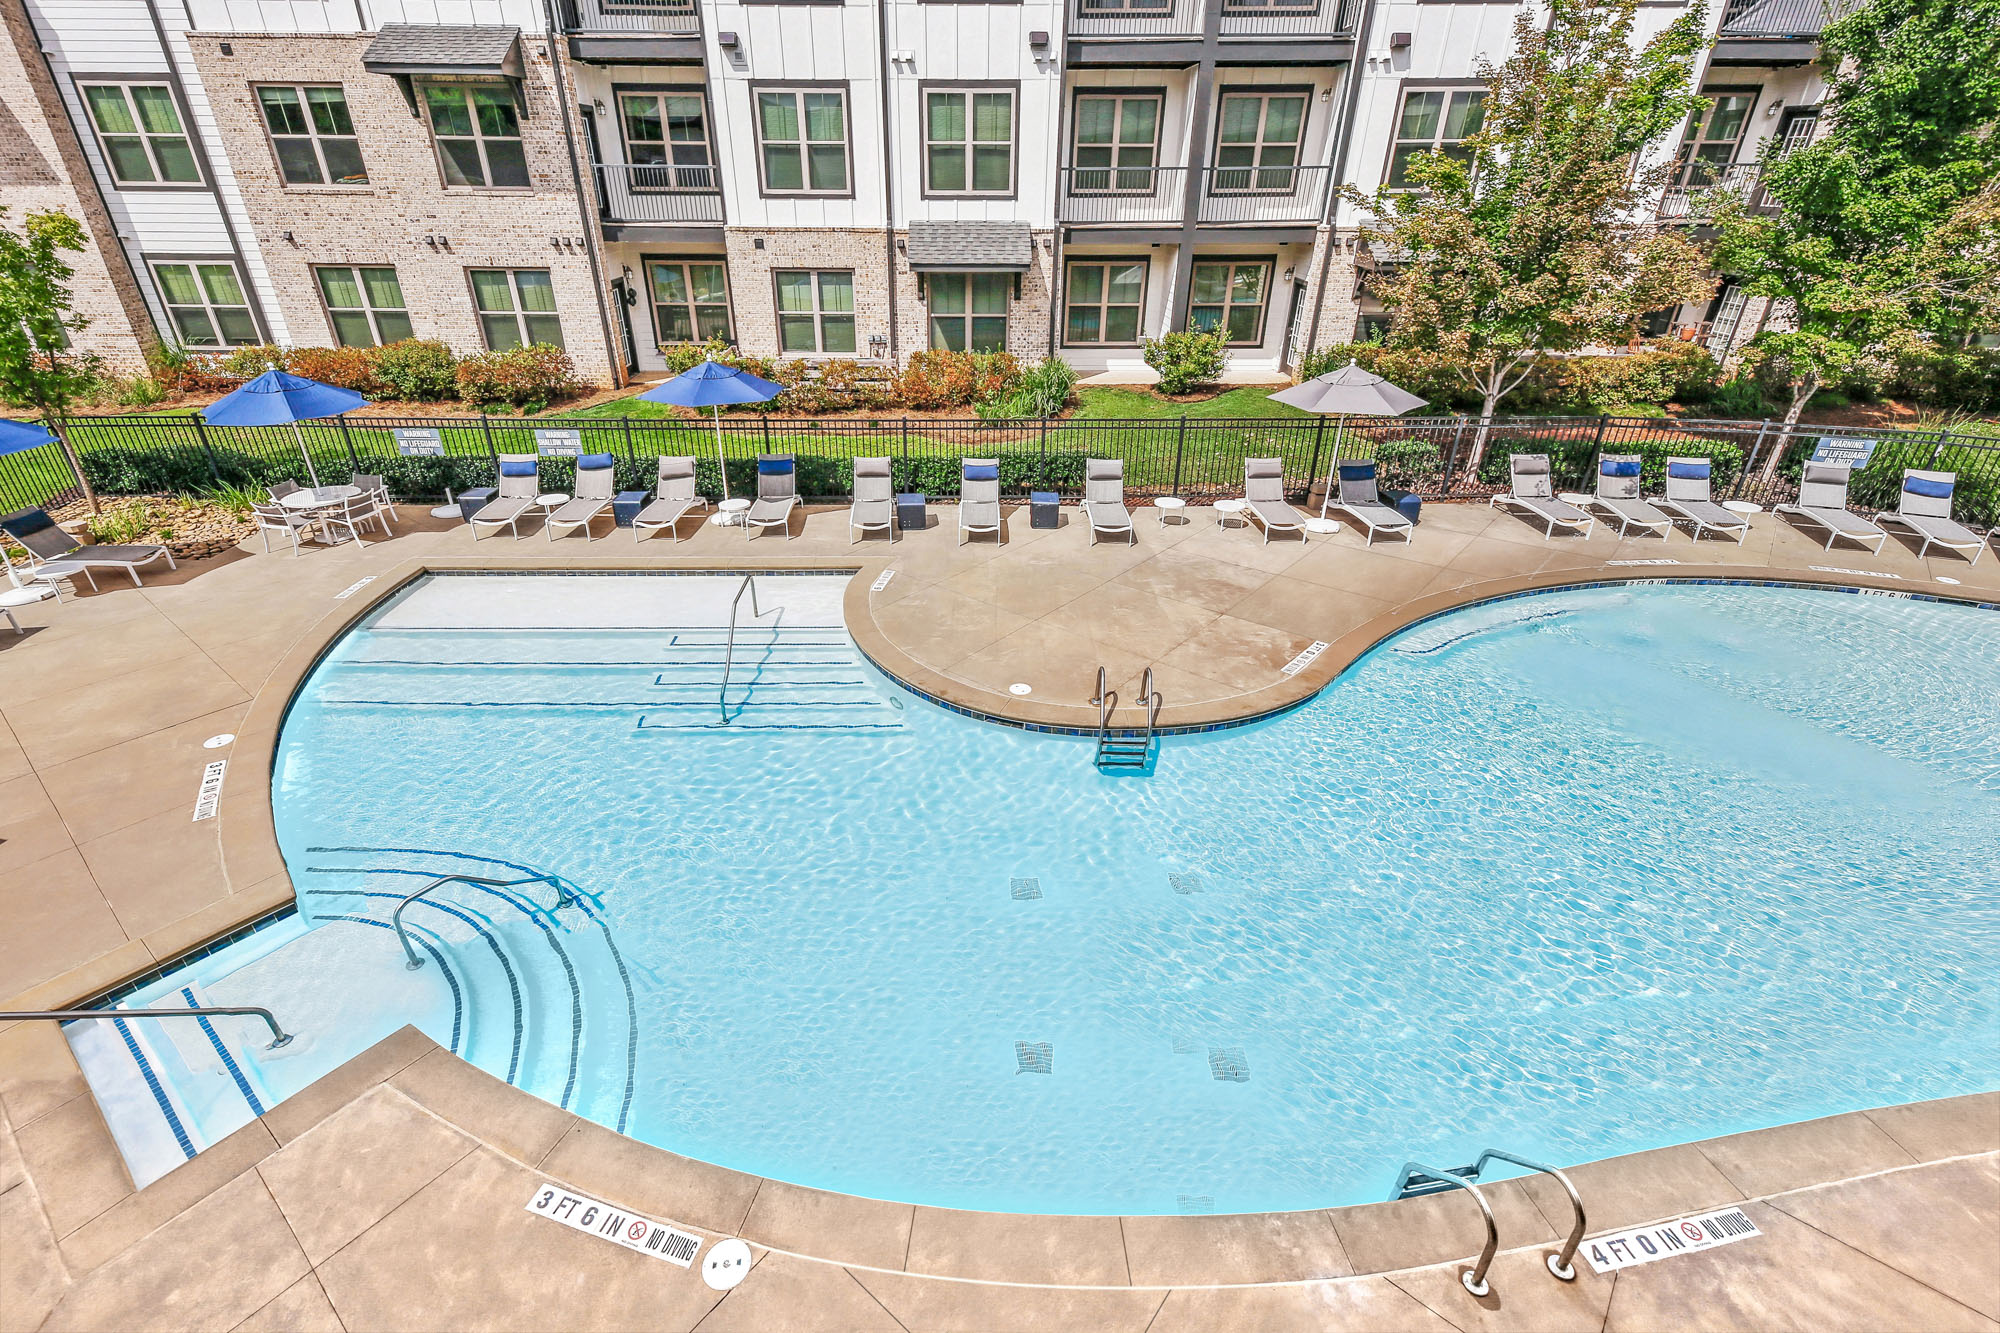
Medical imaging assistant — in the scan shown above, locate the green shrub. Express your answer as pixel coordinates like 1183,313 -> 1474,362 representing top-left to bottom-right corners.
1475,432 -> 1747,494
1707,374 -> 1768,418
200,481 -> 263,519
1531,341 -> 1720,409
371,340 -> 460,402
148,342 -> 238,395
1143,330 -> 1229,395
455,344 -> 579,411
219,345 -> 286,378
86,500 -> 155,544
976,357 -> 1078,420
113,375 -> 167,408
1303,342 -> 1475,410
1873,338 -> 2000,409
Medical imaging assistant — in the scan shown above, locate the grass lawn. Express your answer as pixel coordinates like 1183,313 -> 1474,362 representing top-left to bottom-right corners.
564,382 -> 1308,422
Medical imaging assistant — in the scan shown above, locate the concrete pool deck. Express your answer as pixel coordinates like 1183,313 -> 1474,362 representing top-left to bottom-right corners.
2,497 -> 1996,1329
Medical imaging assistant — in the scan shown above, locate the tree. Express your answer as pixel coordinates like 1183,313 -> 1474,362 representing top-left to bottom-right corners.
1711,0 -> 2000,471
1349,0 -> 1717,474
0,206 -> 103,512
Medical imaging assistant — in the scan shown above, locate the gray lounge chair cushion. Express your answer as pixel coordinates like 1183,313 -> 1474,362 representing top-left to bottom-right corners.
1893,511 -> 1980,546
1594,495 -> 1673,529
1508,454 -> 1556,499
37,544 -> 171,567
1335,464 -> 1412,532
1246,498 -> 1303,530
1243,457 -> 1305,530
1796,462 -> 1852,512
1668,498 -> 1747,530
634,495 -> 696,526
1085,459 -> 1130,530
549,496 -> 608,526
1509,494 -> 1591,527
851,496 -> 893,526
748,496 -> 797,526
637,457 -> 699,525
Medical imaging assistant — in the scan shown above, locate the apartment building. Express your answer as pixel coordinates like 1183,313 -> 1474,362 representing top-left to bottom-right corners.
6,0 -> 1835,390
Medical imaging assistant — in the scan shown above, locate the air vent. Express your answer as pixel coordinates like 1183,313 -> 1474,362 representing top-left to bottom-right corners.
1015,1041 -> 1053,1074
1010,877 -> 1042,900
1208,1047 -> 1250,1082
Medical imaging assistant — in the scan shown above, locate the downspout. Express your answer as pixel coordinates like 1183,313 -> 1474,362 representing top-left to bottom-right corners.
544,0 -> 624,389
1047,27 -> 1070,359
876,0 -> 901,364
1304,0 -> 1378,357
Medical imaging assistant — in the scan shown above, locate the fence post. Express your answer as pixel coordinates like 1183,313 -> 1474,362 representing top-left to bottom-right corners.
1174,415 -> 1190,496
1742,418 -> 1771,481
190,413 -> 221,484
621,418 -> 635,470
1303,415 -> 1324,499
1038,414 -> 1049,490
1441,419 -> 1468,498
901,417 -> 910,460
761,415 -> 772,456
478,414 -> 499,468
337,417 -> 360,474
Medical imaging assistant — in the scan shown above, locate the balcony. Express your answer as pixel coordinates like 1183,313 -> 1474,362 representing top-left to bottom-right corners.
1711,0 -> 1845,63
594,164 -> 725,241
1060,165 -> 1330,231
1656,162 -> 1773,221
1066,0 -> 1359,61
559,0 -> 703,63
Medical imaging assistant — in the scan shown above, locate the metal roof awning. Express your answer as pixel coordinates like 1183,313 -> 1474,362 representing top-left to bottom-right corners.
905,221 -> 1035,271
362,25 -> 527,115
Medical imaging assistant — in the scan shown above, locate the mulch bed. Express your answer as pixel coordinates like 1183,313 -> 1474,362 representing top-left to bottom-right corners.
49,494 -> 254,561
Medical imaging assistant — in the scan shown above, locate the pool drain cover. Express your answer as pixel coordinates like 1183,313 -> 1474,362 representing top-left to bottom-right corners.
1015,1041 -> 1053,1074
1208,1047 -> 1250,1082
1172,1037 -> 1198,1055
1011,877 -> 1042,900
1177,1195 -> 1215,1213
1169,872 -> 1202,895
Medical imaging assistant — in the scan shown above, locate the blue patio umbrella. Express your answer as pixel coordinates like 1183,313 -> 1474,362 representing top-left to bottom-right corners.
0,417 -> 59,457
637,360 -> 784,504
202,369 -> 366,490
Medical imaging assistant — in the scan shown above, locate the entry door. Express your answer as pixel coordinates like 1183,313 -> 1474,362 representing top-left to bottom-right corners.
1705,282 -> 1748,355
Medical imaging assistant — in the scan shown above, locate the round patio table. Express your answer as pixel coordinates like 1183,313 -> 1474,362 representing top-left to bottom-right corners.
279,485 -> 362,543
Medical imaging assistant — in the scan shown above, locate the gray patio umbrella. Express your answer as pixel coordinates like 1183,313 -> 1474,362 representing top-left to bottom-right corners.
1270,359 -> 1427,520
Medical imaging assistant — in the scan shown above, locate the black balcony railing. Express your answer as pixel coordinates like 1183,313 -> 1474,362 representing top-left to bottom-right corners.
1060,164 -> 1330,226
1061,165 -> 1189,223
1069,0 -> 1360,38
1197,164 -> 1332,224
1657,162 -> 1772,220
561,0 -> 700,36
1718,0 -> 1838,38
595,164 -> 725,225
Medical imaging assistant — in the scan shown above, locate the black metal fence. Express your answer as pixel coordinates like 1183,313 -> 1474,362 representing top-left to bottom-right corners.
6,410 -> 1998,529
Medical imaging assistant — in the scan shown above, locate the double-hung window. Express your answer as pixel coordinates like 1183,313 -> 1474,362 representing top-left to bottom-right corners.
1064,261 -> 1146,346
425,85 -> 529,189
316,266 -> 412,347
1386,88 -> 1485,189
471,269 -> 563,349
775,270 -> 856,354
924,88 -> 1015,196
1188,260 -> 1270,345
1213,91 -> 1306,192
647,260 -> 733,344
1675,91 -> 1756,190
1071,93 -> 1160,193
928,274 -> 1010,353
80,84 -> 199,185
151,261 -> 258,345
755,88 -> 849,194
620,91 -> 714,190
258,86 -> 366,185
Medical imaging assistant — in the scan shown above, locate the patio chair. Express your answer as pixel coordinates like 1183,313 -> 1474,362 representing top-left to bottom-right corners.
633,456 -> 706,542
1654,456 -> 1749,543
1243,457 -> 1306,545
318,489 -> 391,549
1327,461 -> 1414,546
250,500 -> 315,556
0,507 -> 176,599
745,453 -> 798,540
1491,454 -> 1595,540
350,472 -> 399,520
1585,454 -> 1673,538
850,456 -> 895,544
470,454 -> 542,540
959,457 -> 1003,545
267,479 -> 301,503
1875,470 -> 1985,563
546,453 -> 617,541
1084,458 -> 1134,546
1774,462 -> 1886,553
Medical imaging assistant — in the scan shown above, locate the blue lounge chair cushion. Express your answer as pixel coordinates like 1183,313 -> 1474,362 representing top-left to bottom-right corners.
499,460 -> 538,477
1667,461 -> 1710,480
578,452 -> 614,470
1338,462 -> 1375,480
1601,459 -> 1642,477
964,464 -> 999,481
1904,476 -> 1953,498
758,457 -> 794,474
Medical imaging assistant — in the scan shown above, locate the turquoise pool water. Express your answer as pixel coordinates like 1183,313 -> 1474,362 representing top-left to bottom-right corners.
208,577 -> 2000,1211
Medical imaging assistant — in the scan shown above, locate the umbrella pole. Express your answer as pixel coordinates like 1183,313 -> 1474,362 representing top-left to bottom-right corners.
712,405 -> 730,505
292,421 -> 321,491
1320,416 -> 1346,520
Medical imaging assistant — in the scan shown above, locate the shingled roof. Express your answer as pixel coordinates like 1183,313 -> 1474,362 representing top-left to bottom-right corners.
905,221 -> 1035,270
361,25 -> 524,76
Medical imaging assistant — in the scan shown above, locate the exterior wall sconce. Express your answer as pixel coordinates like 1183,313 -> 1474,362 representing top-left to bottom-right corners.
717,31 -> 739,48
1029,30 -> 1049,48
869,334 -> 889,359
424,235 -> 452,250
1389,31 -> 1411,48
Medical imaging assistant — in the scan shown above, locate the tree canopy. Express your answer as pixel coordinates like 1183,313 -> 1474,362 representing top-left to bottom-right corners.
0,206 -> 102,509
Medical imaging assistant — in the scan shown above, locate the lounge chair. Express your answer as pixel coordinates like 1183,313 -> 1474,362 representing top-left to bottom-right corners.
1774,462 -> 1886,553
1585,454 -> 1673,538
959,457 -> 1002,545
1875,470 -> 1985,563
546,453 -> 617,541
1328,461 -> 1413,545
1243,458 -> 1306,545
633,456 -> 706,542
850,456 -> 895,544
1655,456 -> 1749,543
1491,454 -> 1595,539
470,454 -> 542,539
0,507 -> 175,598
250,500 -> 315,556
745,453 -> 798,540
1084,458 -> 1134,546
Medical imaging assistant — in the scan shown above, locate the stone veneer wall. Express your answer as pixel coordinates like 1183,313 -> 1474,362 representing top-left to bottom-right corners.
182,32 -> 619,385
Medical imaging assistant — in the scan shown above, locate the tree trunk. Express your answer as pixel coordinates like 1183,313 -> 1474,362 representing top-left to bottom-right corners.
1759,372 -> 1818,484
48,419 -> 100,514
1462,383 -> 1504,485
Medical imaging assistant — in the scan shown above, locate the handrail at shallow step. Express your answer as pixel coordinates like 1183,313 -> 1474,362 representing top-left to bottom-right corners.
1400,1161 -> 1499,1296
393,872 -> 575,970
1,1006 -> 293,1050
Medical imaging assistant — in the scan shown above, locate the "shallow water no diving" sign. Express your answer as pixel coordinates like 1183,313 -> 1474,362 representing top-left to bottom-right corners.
1581,1206 -> 1761,1274
525,1185 -> 703,1267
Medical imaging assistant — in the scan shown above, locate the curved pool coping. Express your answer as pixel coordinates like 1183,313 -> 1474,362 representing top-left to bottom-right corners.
31,555 -> 1998,1293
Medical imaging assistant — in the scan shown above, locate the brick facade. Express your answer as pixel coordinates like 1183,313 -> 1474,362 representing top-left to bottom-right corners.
722,228 -> 894,360
1294,226 -> 1363,357
182,32 -> 620,385
889,230 -> 1056,364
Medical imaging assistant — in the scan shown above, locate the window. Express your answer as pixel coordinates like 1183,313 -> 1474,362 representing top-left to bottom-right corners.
257,86 -> 366,186
775,270 -> 856,354
471,269 -> 562,349
1386,88 -> 1485,189
924,88 -> 1015,195
619,91 -> 714,189
151,261 -> 258,345
316,266 -> 412,347
928,273 -> 1010,352
1077,0 -> 1172,12
755,88 -> 849,194
425,85 -> 528,189
1675,91 -> 1756,189
1064,260 -> 1146,345
1188,260 -> 1270,345
80,84 -> 198,185
1072,93 -> 1160,192
1213,92 -> 1306,192
647,260 -> 732,343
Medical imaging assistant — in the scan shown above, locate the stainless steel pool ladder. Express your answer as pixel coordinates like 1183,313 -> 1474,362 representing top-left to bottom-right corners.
1397,1150 -> 1586,1296
1,1006 -> 294,1050
1091,666 -> 1160,770
393,872 -> 576,970
717,573 -> 775,724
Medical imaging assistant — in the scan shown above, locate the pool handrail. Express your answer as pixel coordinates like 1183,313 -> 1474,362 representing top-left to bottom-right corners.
2,1006 -> 293,1050
718,572 -> 774,723
393,872 -> 576,971
1474,1148 -> 1586,1280
1400,1161 -> 1499,1296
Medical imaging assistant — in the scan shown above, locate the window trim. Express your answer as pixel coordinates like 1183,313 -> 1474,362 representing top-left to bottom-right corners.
466,267 -> 565,351
641,253 -> 735,347
145,255 -> 265,347
313,264 -> 412,348
1673,84 -> 1762,189
1185,254 -> 1276,348
1380,80 -> 1488,193
924,271 -> 1013,353
771,268 -> 860,357
611,83 -> 721,193
253,83 -> 369,190
918,81 -> 1021,200
421,80 -> 532,193
73,77 -> 205,191
1066,86 -> 1167,196
1061,257 -> 1151,349
749,81 -> 856,200
1209,86 -> 1312,197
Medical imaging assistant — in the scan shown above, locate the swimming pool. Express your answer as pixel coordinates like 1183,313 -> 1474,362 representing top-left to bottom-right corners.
75,573 -> 2000,1213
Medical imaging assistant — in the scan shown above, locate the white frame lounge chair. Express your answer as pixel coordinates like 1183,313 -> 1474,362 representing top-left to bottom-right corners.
0,507 -> 176,599
1655,456 -> 1749,543
745,453 -> 799,540
470,454 -> 542,539
960,458 -> 1003,545
1328,460 -> 1414,545
1084,458 -> 1135,546
547,452 -> 618,541
250,500 -> 314,556
1875,470 -> 1985,563
1585,454 -> 1673,537
850,456 -> 895,544
1491,453 -> 1596,539
1774,461 -> 1886,553
633,456 -> 706,542
1243,457 -> 1307,545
